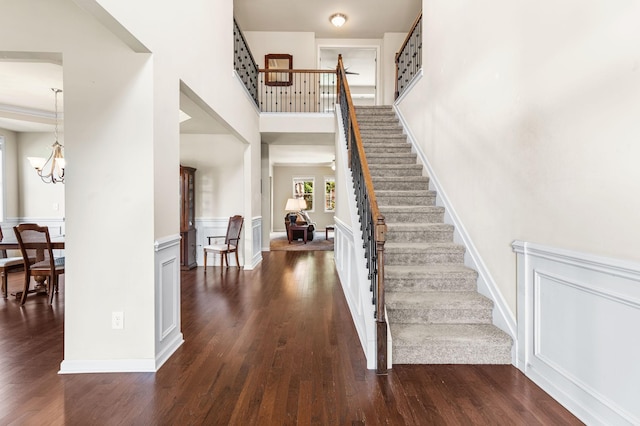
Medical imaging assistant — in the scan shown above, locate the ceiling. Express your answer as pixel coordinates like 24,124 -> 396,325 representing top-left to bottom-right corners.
1,1 -> 421,165
234,0 -> 421,39
0,59 -> 63,133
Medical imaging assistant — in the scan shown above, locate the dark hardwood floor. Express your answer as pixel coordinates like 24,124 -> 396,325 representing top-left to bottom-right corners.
0,251 -> 582,425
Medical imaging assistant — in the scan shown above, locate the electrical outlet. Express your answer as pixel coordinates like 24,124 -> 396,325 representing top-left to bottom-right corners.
112,311 -> 124,329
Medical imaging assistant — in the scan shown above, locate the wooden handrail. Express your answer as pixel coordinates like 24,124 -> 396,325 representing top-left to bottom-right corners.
337,59 -> 381,222
337,55 -> 388,375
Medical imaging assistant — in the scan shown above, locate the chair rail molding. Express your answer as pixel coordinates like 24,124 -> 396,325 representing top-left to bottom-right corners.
513,240 -> 640,425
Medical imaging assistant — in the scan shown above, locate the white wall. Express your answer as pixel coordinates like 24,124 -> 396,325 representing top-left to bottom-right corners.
92,0 -> 262,236
180,134 -> 245,218
382,33 -> 407,104
243,31 -> 317,69
397,0 -> 640,316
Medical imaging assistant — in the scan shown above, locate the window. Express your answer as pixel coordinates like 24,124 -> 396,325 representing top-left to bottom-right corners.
293,177 -> 314,211
324,177 -> 335,212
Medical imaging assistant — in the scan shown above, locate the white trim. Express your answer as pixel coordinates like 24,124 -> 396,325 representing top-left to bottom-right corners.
246,216 -> 263,270
233,70 -> 260,115
154,234 -> 181,251
394,104 -> 517,357
154,332 -> 184,371
59,359 -> 157,374
512,240 -> 640,281
394,68 -> 423,104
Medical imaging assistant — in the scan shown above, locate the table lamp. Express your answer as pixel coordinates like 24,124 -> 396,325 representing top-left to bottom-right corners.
285,198 -> 306,225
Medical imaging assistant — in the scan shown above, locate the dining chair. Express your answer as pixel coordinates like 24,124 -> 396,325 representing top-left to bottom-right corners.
203,215 -> 243,271
13,223 -> 65,305
0,228 -> 26,299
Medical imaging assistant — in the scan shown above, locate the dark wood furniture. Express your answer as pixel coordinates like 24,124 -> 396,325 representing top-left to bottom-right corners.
284,212 -> 315,242
0,228 -> 26,299
288,224 -> 310,244
203,215 -> 243,270
13,224 -> 65,305
325,226 -> 334,240
180,166 -> 197,270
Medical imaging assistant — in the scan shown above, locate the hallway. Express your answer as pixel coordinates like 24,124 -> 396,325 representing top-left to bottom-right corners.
0,251 -> 580,424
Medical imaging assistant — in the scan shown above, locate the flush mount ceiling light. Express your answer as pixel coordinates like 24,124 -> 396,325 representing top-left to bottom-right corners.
330,13 -> 347,27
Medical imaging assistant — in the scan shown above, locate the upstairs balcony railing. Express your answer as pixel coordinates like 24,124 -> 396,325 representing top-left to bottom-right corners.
395,12 -> 423,99
233,19 -> 259,106
337,54 -> 388,375
234,19 -> 337,113
258,69 -> 337,113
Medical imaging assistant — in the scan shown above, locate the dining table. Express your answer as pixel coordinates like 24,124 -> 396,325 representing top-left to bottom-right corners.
0,239 -> 65,300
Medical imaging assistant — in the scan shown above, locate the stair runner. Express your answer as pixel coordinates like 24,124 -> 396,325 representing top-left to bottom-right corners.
355,105 -> 512,364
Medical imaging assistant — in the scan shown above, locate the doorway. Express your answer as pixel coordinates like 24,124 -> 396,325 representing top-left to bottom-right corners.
319,46 -> 378,105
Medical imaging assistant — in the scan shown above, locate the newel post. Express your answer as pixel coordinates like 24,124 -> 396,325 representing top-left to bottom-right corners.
375,216 -> 388,375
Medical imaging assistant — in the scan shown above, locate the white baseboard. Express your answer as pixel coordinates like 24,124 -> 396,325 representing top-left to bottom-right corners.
59,358 -> 157,374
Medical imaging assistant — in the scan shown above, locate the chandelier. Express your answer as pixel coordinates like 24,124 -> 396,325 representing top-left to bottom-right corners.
28,88 -> 65,184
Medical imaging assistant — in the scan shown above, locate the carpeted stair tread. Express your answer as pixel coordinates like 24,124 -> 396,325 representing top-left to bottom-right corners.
364,145 -> 413,154
367,152 -> 416,159
361,135 -> 408,143
386,223 -> 454,243
357,116 -> 398,124
391,324 -> 512,364
387,223 -> 453,231
385,241 -> 465,250
385,266 -> 478,292
386,292 -> 493,325
380,205 -> 441,213
385,264 -> 478,280
386,291 -> 493,311
368,164 -> 424,177
379,206 -> 444,223
373,176 -> 430,188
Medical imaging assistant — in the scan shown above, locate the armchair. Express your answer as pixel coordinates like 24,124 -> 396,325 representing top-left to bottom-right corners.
284,211 -> 316,242
203,215 -> 243,271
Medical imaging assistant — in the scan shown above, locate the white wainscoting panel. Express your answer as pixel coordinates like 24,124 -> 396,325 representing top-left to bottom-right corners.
248,216 -> 262,270
334,218 -> 376,370
513,241 -> 640,426
154,234 -> 184,371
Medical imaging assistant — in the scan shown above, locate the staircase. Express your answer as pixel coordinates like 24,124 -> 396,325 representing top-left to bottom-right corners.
355,105 -> 512,364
